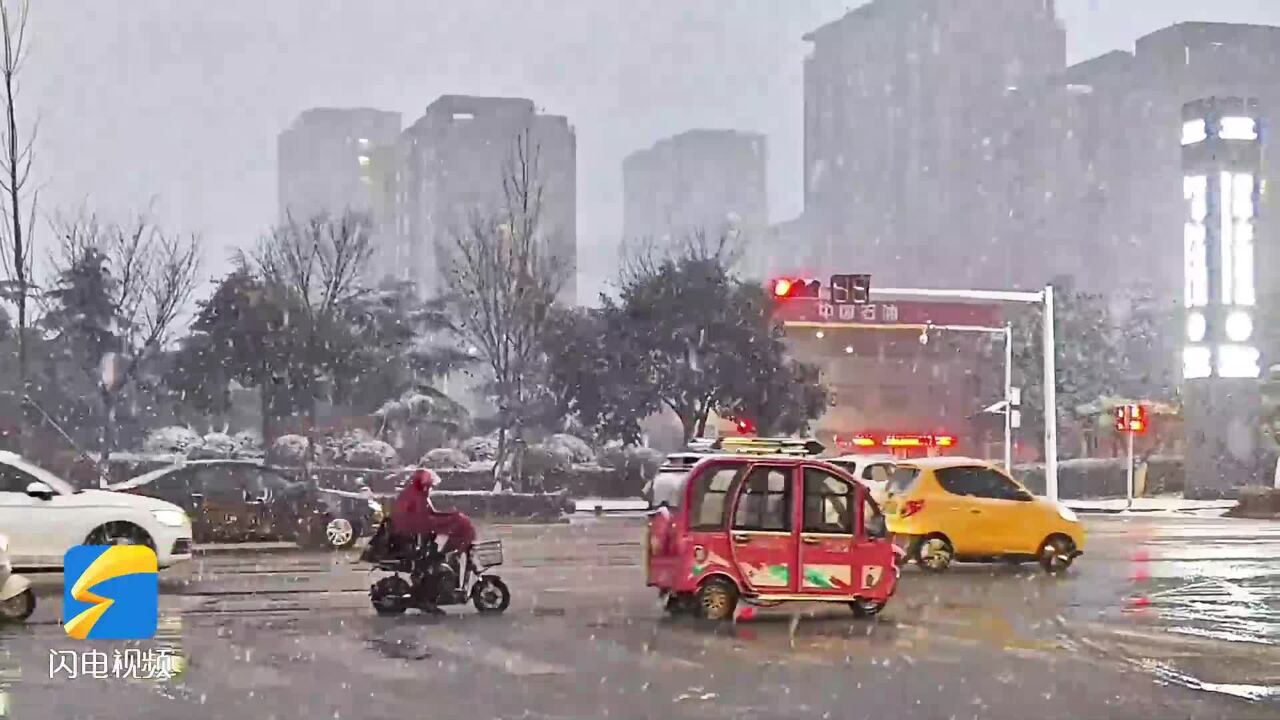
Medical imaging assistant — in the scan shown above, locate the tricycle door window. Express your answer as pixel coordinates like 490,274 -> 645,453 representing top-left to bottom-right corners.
728,465 -> 796,593
800,468 -> 857,595
688,463 -> 746,530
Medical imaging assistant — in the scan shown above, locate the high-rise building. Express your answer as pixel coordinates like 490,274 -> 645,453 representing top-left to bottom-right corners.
276,108 -> 402,224
382,95 -> 577,301
800,0 -> 1065,287
622,129 -> 768,275
1020,24 -> 1280,306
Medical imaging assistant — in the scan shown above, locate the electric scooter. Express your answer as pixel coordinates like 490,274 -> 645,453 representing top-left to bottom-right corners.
0,533 -> 35,622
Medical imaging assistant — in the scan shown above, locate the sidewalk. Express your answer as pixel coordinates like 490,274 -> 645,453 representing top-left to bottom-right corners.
1064,497 -> 1235,516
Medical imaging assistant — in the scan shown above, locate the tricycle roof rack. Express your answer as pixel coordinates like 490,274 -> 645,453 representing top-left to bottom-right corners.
685,437 -> 826,457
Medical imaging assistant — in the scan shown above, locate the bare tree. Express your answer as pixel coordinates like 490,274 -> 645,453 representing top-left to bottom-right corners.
254,210 -> 374,453
46,212 -> 201,466
442,132 -> 571,483
0,0 -> 35,398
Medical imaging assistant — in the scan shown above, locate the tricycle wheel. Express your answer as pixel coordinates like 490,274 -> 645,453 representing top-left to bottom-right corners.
695,579 -> 738,622
472,576 -> 511,614
371,575 -> 411,616
849,598 -> 885,619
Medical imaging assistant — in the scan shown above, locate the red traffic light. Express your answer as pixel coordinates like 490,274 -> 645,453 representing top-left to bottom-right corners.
770,277 -> 821,299
1114,404 -> 1148,434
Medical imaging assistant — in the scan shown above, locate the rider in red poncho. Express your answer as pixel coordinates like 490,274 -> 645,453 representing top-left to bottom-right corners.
390,468 -> 477,558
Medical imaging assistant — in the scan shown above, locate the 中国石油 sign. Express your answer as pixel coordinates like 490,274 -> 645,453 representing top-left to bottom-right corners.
772,300 -> 1003,327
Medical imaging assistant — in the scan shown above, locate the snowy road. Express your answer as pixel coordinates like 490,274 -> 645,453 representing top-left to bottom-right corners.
1,516 -> 1278,719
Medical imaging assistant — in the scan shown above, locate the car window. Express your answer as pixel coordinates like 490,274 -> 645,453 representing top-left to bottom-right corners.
887,466 -> 921,495
935,467 -> 1021,498
689,463 -> 745,530
969,469 -> 1028,501
863,463 -> 894,484
196,466 -> 242,500
151,468 -> 193,495
254,468 -> 294,493
803,468 -> 854,534
0,463 -> 34,493
733,465 -> 792,532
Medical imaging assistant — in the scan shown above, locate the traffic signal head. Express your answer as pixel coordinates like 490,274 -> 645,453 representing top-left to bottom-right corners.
1114,404 -> 1148,434
770,278 -> 821,299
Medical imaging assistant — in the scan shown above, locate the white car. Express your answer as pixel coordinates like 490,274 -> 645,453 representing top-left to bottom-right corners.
824,454 -> 899,505
0,452 -> 193,570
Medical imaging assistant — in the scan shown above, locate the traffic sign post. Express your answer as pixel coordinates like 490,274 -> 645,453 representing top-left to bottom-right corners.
1114,404 -> 1148,509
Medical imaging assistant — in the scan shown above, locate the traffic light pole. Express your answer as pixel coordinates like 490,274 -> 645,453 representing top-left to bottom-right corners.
1126,429 -> 1135,511
873,285 -> 1058,502
1004,322 -> 1014,473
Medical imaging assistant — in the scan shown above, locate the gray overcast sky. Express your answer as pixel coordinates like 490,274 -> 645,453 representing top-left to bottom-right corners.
27,0 -> 1280,300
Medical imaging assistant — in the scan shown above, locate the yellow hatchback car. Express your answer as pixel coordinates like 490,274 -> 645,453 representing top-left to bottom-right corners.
883,457 -> 1084,573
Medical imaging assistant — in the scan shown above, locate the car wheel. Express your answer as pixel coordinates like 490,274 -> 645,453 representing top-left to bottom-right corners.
1039,535 -> 1076,574
0,589 -> 35,622
915,534 -> 954,573
849,598 -> 886,618
695,578 -> 738,622
86,522 -> 155,550
323,517 -> 357,550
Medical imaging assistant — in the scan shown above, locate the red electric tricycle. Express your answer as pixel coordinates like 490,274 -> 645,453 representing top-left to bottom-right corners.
646,438 -> 901,621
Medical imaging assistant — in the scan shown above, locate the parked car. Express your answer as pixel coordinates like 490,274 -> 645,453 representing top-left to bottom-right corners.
110,459 -> 382,550
824,454 -> 898,505
0,452 -> 193,570
883,456 -> 1085,573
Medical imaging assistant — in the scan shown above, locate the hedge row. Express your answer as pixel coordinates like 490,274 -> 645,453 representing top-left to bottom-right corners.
1013,456 -> 1185,499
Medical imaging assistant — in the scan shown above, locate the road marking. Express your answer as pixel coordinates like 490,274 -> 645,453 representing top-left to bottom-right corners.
423,629 -> 569,676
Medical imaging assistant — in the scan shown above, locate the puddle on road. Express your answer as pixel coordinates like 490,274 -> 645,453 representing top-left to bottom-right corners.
1142,659 -> 1280,703
1125,576 -> 1280,646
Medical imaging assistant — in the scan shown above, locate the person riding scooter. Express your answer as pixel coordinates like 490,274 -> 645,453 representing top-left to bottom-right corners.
389,469 -> 477,608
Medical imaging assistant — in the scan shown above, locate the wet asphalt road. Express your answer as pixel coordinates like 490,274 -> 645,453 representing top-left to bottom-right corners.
1,514 -> 1278,720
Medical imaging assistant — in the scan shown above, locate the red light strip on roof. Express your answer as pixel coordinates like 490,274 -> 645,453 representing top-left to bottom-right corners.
839,433 -> 957,449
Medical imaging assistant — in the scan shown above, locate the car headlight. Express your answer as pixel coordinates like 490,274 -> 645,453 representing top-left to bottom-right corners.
0,533 -> 8,553
1057,504 -> 1079,523
152,509 -> 189,528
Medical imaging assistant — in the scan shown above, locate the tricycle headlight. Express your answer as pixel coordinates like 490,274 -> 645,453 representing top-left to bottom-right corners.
152,509 -> 189,528
368,499 -> 384,519
1057,504 -> 1078,523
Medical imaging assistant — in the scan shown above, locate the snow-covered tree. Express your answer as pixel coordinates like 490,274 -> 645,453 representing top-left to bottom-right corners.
267,434 -> 310,466
142,426 -> 203,456
343,439 -> 399,469
44,212 -> 201,460
441,131 -> 572,473
420,447 -> 469,469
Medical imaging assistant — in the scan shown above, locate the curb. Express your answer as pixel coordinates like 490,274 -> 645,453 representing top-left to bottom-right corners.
1068,506 -> 1232,515
193,543 -> 308,556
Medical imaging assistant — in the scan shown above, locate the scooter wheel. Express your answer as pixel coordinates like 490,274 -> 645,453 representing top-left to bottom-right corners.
371,576 -> 411,616
472,576 -> 511,614
0,589 -> 35,622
